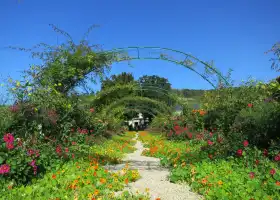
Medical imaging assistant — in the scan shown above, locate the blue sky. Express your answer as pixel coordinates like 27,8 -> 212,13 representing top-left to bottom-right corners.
0,0 -> 280,92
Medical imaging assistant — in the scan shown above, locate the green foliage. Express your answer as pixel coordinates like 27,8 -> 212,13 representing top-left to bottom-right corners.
138,75 -> 172,105
101,72 -> 136,90
232,101 -> 280,148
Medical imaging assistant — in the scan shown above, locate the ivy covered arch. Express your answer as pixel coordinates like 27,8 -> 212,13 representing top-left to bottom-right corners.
102,96 -> 173,116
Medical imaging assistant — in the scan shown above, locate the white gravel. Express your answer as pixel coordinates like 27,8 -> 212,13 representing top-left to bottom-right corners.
106,133 -> 203,200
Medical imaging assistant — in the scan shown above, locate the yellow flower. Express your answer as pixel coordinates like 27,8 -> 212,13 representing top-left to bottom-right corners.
94,189 -> 99,196
145,188 -> 150,193
88,193 -> 93,199
217,180 -> 223,185
58,83 -> 62,86
16,81 -> 21,87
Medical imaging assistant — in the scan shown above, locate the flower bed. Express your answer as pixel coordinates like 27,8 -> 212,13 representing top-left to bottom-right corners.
139,132 -> 280,200
1,132 -> 150,200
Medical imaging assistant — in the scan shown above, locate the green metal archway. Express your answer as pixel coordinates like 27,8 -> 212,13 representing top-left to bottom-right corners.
103,46 -> 232,89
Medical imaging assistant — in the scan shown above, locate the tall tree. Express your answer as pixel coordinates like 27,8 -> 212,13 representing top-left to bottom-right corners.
101,72 -> 135,89
138,75 -> 172,105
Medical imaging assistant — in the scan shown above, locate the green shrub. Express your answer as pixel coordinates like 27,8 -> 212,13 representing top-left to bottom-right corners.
232,101 -> 280,148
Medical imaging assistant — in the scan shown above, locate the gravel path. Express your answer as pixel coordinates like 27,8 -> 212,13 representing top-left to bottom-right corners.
105,133 -> 202,200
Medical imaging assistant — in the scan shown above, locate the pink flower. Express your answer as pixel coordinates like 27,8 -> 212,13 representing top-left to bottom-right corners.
270,168 -> 276,175
65,148 -> 69,153
243,140 -> 249,147
3,133 -> 14,143
236,149 -> 243,157
248,103 -> 253,108
209,132 -> 213,137
29,160 -> 36,167
207,140 -> 214,146
0,164 -> 10,174
6,142 -> 14,150
90,108 -> 95,113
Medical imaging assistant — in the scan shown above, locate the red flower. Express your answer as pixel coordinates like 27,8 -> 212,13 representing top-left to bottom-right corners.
90,108 -> 95,113
255,160 -> 259,165
65,148 -> 69,153
72,154 -> 75,159
90,130 -> 94,133
3,133 -> 14,143
72,141 -> 77,145
249,172 -> 255,179
6,142 -> 14,150
236,149 -> 243,157
209,132 -> 213,137
248,103 -> 253,108
71,128 -> 75,132
263,149 -> 268,157
243,140 -> 249,147
208,154 -> 213,159
207,140 -> 214,146
270,168 -> 276,175
174,125 -> 180,131
56,145 -> 62,155
187,132 -> 192,139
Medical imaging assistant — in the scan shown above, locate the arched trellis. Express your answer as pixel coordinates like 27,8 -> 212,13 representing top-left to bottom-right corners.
108,104 -> 163,117
103,47 -> 232,89
92,83 -> 180,109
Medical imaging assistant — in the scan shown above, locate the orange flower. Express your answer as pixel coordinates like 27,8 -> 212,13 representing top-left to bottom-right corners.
93,171 -> 97,176
276,181 -> 280,186
155,198 -> 161,200
94,165 -> 98,170
52,174 -> 57,179
100,178 -> 106,184
94,189 -> 99,196
124,178 -> 129,184
201,178 -> 208,185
